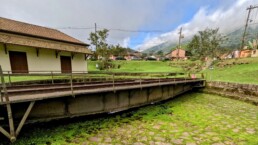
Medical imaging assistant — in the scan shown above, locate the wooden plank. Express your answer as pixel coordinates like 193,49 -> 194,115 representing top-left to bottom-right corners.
16,101 -> 35,136
0,66 -> 16,141
0,126 -> 11,139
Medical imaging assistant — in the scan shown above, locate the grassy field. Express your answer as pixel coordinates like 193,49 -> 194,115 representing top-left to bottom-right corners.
2,57 -> 258,84
88,61 -> 183,72
203,57 -> 258,84
3,93 -> 257,145
1,61 -> 182,83
89,58 -> 258,84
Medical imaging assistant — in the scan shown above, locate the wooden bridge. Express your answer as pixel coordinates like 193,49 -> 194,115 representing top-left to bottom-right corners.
0,68 -> 205,142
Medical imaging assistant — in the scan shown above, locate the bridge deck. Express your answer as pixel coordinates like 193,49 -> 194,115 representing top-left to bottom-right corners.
0,78 -> 204,104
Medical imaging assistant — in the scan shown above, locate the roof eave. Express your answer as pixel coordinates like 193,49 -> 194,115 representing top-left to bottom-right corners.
0,29 -> 90,47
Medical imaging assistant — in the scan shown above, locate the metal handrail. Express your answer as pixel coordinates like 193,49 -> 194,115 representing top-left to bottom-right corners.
0,70 -> 205,90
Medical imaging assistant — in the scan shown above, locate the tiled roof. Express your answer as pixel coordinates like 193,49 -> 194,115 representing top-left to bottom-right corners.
0,17 -> 88,46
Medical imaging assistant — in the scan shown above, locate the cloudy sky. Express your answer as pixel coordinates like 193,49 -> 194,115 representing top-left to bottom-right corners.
0,0 -> 258,51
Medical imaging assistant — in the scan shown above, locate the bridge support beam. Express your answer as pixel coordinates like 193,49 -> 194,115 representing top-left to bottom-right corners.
0,126 -> 11,139
16,101 -> 35,136
0,101 -> 35,142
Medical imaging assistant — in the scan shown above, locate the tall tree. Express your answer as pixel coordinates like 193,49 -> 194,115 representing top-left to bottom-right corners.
188,28 -> 227,60
88,29 -> 110,60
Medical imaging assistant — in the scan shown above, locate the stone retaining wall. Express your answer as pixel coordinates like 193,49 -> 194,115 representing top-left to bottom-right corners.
202,81 -> 258,105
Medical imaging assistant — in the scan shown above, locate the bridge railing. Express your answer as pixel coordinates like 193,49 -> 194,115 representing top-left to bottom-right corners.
0,70 -> 205,85
0,68 -> 205,103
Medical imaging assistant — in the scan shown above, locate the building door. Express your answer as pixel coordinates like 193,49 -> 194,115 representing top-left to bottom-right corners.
9,51 -> 29,73
60,56 -> 72,73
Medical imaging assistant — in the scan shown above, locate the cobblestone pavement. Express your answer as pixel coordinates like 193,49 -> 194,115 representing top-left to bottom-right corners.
6,93 -> 258,145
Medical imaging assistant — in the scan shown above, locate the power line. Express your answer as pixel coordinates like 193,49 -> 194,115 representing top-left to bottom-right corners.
106,28 -> 163,33
56,27 -> 95,30
55,26 -> 166,33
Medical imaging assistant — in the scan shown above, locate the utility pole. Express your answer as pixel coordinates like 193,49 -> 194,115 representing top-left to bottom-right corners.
241,5 -> 258,50
94,23 -> 97,51
177,27 -> 183,60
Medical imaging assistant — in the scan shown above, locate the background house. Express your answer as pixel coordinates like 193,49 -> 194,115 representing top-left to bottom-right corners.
166,49 -> 188,60
240,49 -> 252,58
124,51 -> 142,60
251,49 -> 258,57
0,17 -> 91,73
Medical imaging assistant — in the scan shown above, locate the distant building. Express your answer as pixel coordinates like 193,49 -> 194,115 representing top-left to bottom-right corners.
219,53 -> 232,59
232,50 -> 240,58
240,49 -> 252,58
251,49 -> 258,57
0,17 -> 91,73
165,49 -> 188,60
124,51 -> 142,60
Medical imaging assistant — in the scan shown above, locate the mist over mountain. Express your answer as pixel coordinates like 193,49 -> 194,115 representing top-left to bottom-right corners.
142,25 -> 258,54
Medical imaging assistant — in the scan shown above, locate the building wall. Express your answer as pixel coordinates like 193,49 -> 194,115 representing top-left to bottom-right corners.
0,43 -> 11,71
171,49 -> 186,58
251,50 -> 258,57
0,43 -> 87,73
240,50 -> 252,58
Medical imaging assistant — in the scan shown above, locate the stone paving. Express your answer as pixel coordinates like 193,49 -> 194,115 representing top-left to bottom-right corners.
78,93 -> 258,145
5,93 -> 258,145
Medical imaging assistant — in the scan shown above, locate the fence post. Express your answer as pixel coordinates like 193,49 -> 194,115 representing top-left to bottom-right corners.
112,73 -> 115,92
0,66 -> 16,142
8,71 -> 11,86
140,75 -> 142,90
51,71 -> 54,84
83,72 -> 86,83
0,70 -> 3,103
70,73 -> 75,97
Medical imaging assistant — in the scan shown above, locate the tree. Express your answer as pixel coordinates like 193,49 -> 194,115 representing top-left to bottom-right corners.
88,29 -> 110,60
149,50 -> 155,56
110,44 -> 127,56
156,50 -> 164,57
89,29 -> 115,70
141,53 -> 147,59
188,28 -> 227,60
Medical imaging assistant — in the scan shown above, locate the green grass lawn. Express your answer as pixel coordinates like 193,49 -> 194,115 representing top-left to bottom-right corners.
203,57 -> 258,84
88,60 -> 183,72
3,57 -> 258,84
5,93 -> 258,145
1,61 -> 182,83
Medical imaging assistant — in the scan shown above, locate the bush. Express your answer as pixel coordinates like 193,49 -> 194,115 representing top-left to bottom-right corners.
97,61 -> 115,70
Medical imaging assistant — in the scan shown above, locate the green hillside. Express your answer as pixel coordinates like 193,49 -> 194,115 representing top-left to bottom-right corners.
223,26 -> 258,49
143,25 -> 258,54
203,57 -> 258,84
89,57 -> 258,84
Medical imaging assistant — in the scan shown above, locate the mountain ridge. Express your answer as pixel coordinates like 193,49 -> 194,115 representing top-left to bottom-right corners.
142,25 -> 258,54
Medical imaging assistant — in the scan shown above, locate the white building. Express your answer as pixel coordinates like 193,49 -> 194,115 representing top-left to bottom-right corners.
0,17 -> 91,73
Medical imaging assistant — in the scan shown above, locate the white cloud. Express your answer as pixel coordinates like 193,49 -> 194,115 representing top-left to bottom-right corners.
137,0 -> 256,51
122,37 -> 130,48
0,0 -> 176,45
0,0 -> 257,51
